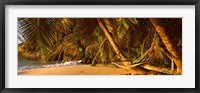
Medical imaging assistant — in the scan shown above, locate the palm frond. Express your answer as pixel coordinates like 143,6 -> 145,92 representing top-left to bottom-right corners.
18,18 -> 68,62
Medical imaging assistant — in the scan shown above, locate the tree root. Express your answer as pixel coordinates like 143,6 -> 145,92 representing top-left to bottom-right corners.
140,64 -> 175,75
112,62 -> 175,75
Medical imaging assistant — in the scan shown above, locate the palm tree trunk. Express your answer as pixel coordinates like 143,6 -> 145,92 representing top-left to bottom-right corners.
97,19 -> 131,65
97,18 -> 151,75
150,18 -> 182,74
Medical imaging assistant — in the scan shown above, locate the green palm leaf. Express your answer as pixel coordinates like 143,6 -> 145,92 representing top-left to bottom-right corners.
18,18 -> 68,62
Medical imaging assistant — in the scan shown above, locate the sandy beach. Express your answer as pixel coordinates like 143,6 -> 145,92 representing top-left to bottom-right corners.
18,64 -> 130,75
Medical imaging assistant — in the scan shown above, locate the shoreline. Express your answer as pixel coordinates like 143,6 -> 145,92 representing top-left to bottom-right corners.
18,64 -> 129,75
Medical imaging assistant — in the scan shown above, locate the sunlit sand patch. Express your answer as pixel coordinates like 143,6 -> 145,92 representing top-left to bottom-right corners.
18,64 -> 130,75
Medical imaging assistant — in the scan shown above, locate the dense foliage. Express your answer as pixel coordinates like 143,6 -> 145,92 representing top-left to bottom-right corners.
18,18 -> 182,74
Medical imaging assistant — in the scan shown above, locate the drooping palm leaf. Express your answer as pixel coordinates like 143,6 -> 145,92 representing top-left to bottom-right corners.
18,18 -> 68,62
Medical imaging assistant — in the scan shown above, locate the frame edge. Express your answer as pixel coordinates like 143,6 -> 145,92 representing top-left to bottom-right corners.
0,0 -> 5,92
1,0 -> 200,93
195,0 -> 200,91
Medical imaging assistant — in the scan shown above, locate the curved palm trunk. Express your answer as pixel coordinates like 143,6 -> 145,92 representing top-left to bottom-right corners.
97,19 -> 130,63
97,18 -> 149,75
150,18 -> 182,74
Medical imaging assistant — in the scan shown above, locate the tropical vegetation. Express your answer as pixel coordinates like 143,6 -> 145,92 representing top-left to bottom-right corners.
18,18 -> 182,75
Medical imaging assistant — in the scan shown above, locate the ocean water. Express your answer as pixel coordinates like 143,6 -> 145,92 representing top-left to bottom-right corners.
18,60 -> 83,73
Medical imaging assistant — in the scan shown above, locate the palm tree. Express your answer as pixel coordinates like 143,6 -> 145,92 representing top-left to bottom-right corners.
18,18 -> 68,62
150,18 -> 182,74
18,18 -> 181,75
97,18 -> 164,74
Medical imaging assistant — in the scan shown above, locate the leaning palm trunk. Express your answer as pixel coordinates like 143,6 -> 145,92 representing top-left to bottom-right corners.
150,18 -> 182,74
97,18 -> 152,75
97,19 -> 131,65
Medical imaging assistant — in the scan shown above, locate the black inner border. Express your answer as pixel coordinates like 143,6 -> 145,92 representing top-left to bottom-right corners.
0,0 -> 200,93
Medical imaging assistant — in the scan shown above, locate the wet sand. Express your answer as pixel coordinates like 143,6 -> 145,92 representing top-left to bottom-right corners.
18,64 -> 129,75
